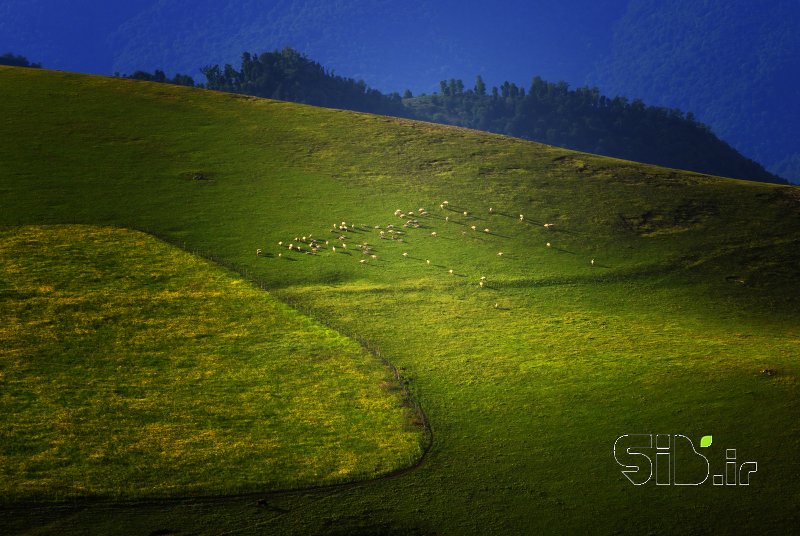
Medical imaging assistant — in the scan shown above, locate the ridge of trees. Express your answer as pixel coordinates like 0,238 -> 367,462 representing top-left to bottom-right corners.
0,53 -> 42,68
118,48 -> 782,184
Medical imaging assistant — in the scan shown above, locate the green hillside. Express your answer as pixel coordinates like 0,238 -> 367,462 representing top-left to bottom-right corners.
0,225 -> 424,500
1,66 -> 799,534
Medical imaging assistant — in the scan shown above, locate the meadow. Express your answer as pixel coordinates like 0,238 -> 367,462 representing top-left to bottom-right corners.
1,66 -> 799,534
0,225 -> 424,500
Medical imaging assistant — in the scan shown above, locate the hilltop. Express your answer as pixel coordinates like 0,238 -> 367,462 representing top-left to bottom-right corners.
1,66 -> 799,534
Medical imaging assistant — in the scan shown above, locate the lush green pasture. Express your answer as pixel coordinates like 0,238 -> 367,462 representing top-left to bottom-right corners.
1,66 -> 799,534
0,225 -> 423,500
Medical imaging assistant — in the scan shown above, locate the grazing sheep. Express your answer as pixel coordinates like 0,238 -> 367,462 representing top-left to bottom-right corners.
338,235 -> 347,241
360,259 -> 366,264
519,214 -> 524,221
278,241 -> 283,246
591,259 -> 595,266
419,207 -> 426,213
543,223 -> 554,229
431,231 -> 438,237
471,225 -> 477,231
402,252 -> 409,257
342,243 -> 347,249
371,254 -> 378,259
449,269 -> 454,274
442,200 -> 449,206
387,224 -> 395,229
494,303 -> 499,309
278,252 -> 282,257
256,248 -> 262,256
480,276 -> 487,281
332,246 -> 336,253
489,207 -> 494,213
463,211 -> 469,217
325,240 -> 329,245
288,243 -> 294,250
445,216 -> 450,222
426,259 -> 431,265
394,209 -> 402,216
479,280 -> 485,288
497,251 -> 503,256
484,228 -> 491,233
546,242 -> 551,248
440,204 -> 445,209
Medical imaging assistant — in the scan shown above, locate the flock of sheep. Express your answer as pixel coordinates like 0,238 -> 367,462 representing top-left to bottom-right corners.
257,200 -> 596,292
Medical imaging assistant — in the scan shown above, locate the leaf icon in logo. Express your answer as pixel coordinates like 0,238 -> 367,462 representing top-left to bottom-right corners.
700,435 -> 713,448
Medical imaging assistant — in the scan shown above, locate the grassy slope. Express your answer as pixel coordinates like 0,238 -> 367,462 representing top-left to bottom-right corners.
0,225 -> 423,500
1,66 -> 799,534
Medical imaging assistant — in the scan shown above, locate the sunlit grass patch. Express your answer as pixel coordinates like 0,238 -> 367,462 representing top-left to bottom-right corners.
0,225 -> 425,500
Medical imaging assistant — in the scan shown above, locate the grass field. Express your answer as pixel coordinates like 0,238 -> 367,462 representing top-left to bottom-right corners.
1,65 -> 799,534
0,225 -> 424,500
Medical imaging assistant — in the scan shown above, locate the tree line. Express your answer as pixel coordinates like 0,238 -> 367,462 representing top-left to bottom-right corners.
117,47 -> 781,183
0,53 -> 41,68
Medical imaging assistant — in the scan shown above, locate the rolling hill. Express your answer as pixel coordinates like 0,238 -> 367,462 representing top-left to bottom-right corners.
1,66 -> 799,534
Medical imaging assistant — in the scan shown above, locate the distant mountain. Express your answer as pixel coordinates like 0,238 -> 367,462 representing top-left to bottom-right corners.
0,0 -> 626,94
0,0 -> 154,75
591,0 -> 800,182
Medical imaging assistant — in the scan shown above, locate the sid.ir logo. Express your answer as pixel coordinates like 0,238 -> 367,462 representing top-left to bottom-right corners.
613,434 -> 757,486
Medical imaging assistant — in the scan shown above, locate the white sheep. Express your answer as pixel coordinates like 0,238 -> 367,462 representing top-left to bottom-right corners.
256,248 -> 262,256
543,223 -> 554,229
479,280 -> 485,288
332,246 -> 336,253
591,259 -> 595,266
442,200 -> 449,206
278,241 -> 283,246
360,259 -> 366,264
426,259 -> 431,265
463,211 -> 469,217
449,269 -> 454,274
445,216 -> 450,222
431,231 -> 438,237
402,252 -> 409,257
471,225 -> 477,231
497,251 -> 503,256
489,207 -> 494,213
484,228 -> 491,233
546,242 -> 551,248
